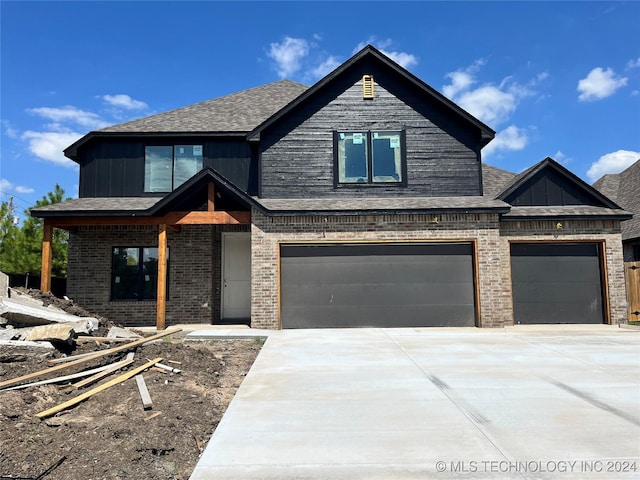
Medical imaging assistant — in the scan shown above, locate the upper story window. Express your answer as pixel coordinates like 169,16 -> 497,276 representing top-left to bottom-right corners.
144,145 -> 203,192
335,131 -> 405,185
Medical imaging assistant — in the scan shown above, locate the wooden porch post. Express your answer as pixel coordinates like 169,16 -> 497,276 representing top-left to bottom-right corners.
40,220 -> 53,292
207,182 -> 215,212
156,224 -> 167,330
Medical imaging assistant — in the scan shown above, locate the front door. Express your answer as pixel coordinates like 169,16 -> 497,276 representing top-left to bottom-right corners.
222,233 -> 251,319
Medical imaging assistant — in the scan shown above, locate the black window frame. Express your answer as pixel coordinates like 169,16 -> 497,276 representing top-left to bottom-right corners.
144,144 -> 204,193
111,246 -> 170,301
333,130 -> 407,187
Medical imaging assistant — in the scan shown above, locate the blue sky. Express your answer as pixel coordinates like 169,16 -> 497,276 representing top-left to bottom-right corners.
1,1 -> 639,221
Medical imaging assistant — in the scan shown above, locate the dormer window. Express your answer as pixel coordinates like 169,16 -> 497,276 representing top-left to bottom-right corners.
144,144 -> 203,192
334,131 -> 405,185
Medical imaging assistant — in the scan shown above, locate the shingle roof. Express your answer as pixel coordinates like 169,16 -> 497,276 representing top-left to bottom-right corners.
592,174 -> 620,203
482,164 -> 516,198
501,205 -> 632,220
32,197 -> 159,214
254,196 -> 510,215
98,80 -> 309,133
32,194 -> 510,218
593,159 -> 640,241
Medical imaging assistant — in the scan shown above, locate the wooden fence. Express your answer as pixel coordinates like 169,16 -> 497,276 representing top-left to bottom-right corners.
625,261 -> 640,323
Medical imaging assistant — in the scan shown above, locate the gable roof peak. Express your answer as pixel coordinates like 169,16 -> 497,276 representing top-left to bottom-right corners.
497,155 -> 622,209
248,44 -> 495,145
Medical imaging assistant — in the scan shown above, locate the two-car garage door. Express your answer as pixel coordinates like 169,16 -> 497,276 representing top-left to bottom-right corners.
280,243 -> 476,329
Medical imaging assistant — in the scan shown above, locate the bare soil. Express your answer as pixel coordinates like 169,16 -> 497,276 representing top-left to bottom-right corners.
0,334 -> 262,480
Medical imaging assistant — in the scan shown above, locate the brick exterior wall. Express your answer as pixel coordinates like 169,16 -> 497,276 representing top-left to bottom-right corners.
251,208 -> 628,329
67,213 -> 626,329
68,224 -> 247,327
251,209 -> 508,329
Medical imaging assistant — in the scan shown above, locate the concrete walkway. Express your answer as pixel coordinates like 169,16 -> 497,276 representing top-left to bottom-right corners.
189,326 -> 640,479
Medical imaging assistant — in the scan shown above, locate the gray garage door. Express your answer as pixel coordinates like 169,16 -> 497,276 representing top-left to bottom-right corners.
280,243 -> 476,328
510,243 -> 604,324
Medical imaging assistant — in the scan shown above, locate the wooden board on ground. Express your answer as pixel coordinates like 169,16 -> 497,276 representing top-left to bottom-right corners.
35,357 -> 163,419
135,375 -> 153,410
0,328 -> 181,390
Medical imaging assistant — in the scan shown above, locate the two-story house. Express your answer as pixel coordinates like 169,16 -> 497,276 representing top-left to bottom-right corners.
32,46 -> 631,329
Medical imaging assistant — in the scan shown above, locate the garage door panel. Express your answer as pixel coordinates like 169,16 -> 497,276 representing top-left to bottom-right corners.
513,302 -> 603,324
511,257 -> 601,283
280,243 -> 476,328
511,282 -> 602,304
283,304 -> 475,329
511,243 -> 604,324
283,256 -> 471,285
284,282 -> 474,308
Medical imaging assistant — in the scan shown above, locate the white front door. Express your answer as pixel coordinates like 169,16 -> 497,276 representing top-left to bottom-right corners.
222,232 -> 251,319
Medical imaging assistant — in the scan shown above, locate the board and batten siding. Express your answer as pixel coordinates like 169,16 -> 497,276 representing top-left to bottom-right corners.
259,71 -> 483,198
79,138 -> 255,198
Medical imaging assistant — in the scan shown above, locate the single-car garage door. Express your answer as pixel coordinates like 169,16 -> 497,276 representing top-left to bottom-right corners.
280,243 -> 476,328
510,243 -> 604,324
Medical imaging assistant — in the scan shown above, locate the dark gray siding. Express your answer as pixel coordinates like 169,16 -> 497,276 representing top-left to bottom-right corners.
259,63 -> 482,198
504,168 -> 608,207
78,138 -> 254,198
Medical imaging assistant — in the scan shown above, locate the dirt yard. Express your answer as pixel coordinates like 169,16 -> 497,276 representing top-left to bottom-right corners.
0,333 -> 262,480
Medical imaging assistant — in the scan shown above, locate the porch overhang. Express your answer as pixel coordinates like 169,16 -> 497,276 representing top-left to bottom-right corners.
33,173 -> 252,331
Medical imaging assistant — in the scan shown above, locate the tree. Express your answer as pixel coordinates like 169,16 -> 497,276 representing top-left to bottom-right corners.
0,184 -> 70,277
0,200 -> 22,273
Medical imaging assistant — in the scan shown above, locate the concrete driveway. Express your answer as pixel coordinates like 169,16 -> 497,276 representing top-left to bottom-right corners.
189,326 -> 640,479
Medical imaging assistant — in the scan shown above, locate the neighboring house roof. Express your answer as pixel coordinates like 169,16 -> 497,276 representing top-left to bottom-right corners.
64,80 -> 309,160
248,45 -> 495,146
482,164 -> 516,198
593,159 -> 640,241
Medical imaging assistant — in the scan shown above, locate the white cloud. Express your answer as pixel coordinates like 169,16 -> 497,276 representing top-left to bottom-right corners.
27,106 -> 109,129
21,130 -> 83,167
456,86 -> 517,126
626,57 -> 640,69
311,55 -> 341,79
267,37 -> 310,78
101,94 -> 148,110
442,61 -> 542,127
2,120 -> 18,139
15,185 -> 35,194
482,125 -> 528,157
353,37 -> 418,69
0,178 -> 13,193
442,71 -> 475,98
586,150 -> 640,181
381,50 -> 418,69
577,67 -> 628,102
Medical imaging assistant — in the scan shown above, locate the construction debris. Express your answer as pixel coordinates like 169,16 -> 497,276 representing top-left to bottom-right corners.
25,323 -> 76,345
107,326 -> 143,339
0,296 -> 99,329
135,374 -> 153,410
35,357 -> 163,419
0,328 -> 182,390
